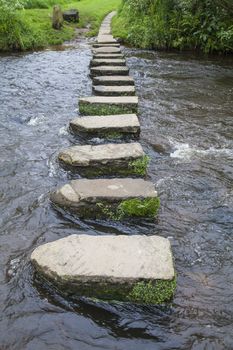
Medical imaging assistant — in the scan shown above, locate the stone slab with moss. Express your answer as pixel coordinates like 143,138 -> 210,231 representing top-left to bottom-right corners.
79,96 -> 138,115
91,59 -> 126,67
93,75 -> 134,86
58,142 -> 147,176
70,114 -> 140,137
31,234 -> 176,304
93,85 -> 135,96
90,66 -> 129,77
50,178 -> 159,219
93,53 -> 125,59
93,43 -> 120,48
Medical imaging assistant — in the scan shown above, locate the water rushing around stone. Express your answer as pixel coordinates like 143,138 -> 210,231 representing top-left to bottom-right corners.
0,40 -> 233,349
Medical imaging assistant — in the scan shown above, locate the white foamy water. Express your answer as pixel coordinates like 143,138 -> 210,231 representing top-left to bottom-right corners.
27,115 -> 45,126
58,126 -> 68,135
170,143 -> 233,161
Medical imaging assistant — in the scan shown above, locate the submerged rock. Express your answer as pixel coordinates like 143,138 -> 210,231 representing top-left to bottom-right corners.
31,234 -> 176,304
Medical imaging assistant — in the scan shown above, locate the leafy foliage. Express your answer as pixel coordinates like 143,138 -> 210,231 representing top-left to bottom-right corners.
113,0 -> 233,53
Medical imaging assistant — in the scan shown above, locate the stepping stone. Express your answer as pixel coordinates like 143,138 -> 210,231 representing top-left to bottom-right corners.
70,114 -> 140,137
31,234 -> 176,304
93,46 -> 121,54
58,142 -> 146,176
90,66 -> 129,77
93,76 -> 135,86
93,53 -> 124,59
91,59 -> 126,67
79,96 -> 138,115
93,43 -> 120,48
50,178 -> 160,220
93,85 -> 135,96
97,34 -> 117,44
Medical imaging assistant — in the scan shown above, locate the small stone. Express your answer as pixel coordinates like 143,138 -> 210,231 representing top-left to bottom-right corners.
93,76 -> 135,86
31,234 -> 175,304
93,85 -> 135,96
79,96 -> 138,115
90,66 -> 129,77
70,114 -> 140,136
63,9 -> 79,22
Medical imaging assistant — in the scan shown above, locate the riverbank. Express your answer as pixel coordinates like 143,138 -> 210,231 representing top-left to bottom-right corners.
112,0 -> 233,54
0,0 -> 121,52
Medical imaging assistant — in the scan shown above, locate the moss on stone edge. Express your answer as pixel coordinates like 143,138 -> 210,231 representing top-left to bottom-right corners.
129,155 -> 150,176
128,278 -> 177,304
79,103 -> 138,116
97,197 -> 160,220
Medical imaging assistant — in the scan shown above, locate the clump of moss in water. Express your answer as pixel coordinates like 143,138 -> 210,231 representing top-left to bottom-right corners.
129,155 -> 150,176
128,278 -> 177,304
97,197 -> 160,220
79,103 -> 138,116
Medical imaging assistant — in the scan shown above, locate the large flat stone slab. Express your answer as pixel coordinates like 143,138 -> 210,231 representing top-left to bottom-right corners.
93,53 -> 124,59
93,76 -> 135,86
58,142 -> 145,176
50,178 -> 160,220
31,234 -> 176,304
91,59 -> 126,67
70,114 -> 140,137
93,46 -> 121,54
97,34 -> 117,44
90,66 -> 129,77
93,43 -> 120,48
93,85 -> 135,96
79,96 -> 138,115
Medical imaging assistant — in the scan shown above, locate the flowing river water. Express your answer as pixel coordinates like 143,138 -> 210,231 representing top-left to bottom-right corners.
0,37 -> 233,349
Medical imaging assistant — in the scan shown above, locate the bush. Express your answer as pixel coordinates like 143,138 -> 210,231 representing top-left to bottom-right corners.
113,0 -> 233,53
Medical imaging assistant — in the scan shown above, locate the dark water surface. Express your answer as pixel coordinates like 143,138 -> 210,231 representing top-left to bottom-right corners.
0,39 -> 233,349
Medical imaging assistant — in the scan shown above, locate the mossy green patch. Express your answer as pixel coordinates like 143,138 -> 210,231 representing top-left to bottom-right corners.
128,278 -> 177,304
79,102 -> 138,116
97,197 -> 160,220
129,155 -> 149,176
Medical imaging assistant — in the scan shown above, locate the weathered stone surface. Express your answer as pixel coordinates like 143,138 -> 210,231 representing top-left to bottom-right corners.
91,59 -> 126,67
50,178 -> 158,219
97,34 -> 117,44
93,76 -> 135,86
93,43 -> 120,48
79,96 -> 138,115
70,114 -> 140,136
58,143 -> 145,174
91,66 -> 129,77
52,5 -> 63,30
93,46 -> 121,54
93,53 -> 124,59
63,9 -> 79,22
93,85 -> 135,96
31,234 -> 175,303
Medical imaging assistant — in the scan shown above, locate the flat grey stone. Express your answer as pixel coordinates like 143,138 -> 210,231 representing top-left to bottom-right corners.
31,234 -> 175,303
93,53 -> 124,59
93,46 -> 121,54
79,96 -> 138,115
92,43 -> 120,48
91,66 -> 129,77
58,142 -> 144,169
50,178 -> 157,214
91,59 -> 126,67
93,76 -> 135,86
97,34 -> 116,44
70,114 -> 140,135
93,85 -> 135,96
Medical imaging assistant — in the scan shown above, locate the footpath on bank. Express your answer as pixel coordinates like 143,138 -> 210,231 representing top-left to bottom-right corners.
31,12 -> 176,305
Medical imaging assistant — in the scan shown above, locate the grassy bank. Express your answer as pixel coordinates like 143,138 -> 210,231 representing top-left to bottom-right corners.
112,0 -> 233,54
0,0 -> 121,52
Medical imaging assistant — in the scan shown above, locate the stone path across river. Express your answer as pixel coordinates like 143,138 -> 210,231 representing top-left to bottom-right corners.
31,11 -> 176,305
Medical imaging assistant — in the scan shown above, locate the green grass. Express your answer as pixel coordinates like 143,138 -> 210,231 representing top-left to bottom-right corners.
0,0 -> 121,51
